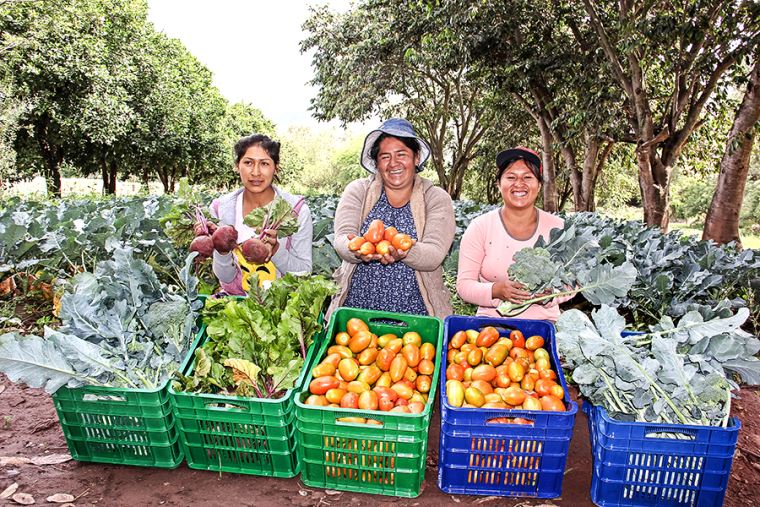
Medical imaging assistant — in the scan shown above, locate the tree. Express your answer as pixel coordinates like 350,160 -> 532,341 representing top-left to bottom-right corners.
302,2 -> 503,199
579,0 -> 760,229
703,56 -> 760,245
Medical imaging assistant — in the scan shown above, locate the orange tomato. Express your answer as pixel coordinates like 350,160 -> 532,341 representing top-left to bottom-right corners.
327,345 -> 353,359
408,401 -> 425,413
446,380 -> 465,407
446,363 -> 465,381
525,335 -> 545,350
349,330 -> 373,353
375,372 -> 392,388
510,329 -> 526,349
358,390 -> 379,410
467,348 -> 483,366
309,376 -> 340,395
470,379 -> 493,395
358,241 -> 376,256
419,342 -> 435,361
522,396 -> 543,411
375,240 -> 391,255
540,395 -> 565,412
385,338 -> 403,354
339,391 -> 359,409
357,365 -> 382,385
535,357 -> 551,371
347,380 -> 371,393
535,378 -> 557,397
378,397 -> 394,411
305,394 -> 329,406
502,386 -> 526,406
390,382 -> 414,400
390,354 -> 408,382
402,332 -> 422,347
549,383 -> 565,400
417,358 -> 435,375
476,326 -> 500,348
375,348 -> 396,371
391,233 -> 413,251
383,226 -> 398,242
325,388 -> 347,405
485,344 -> 509,366
334,332 -> 351,346
507,361 -> 525,382
321,353 -> 342,368
539,369 -> 558,381
346,318 -> 369,337
374,386 -> 398,402
357,347 -> 379,365
377,333 -> 397,348
347,236 -> 366,251
402,343 -> 421,368
471,364 -> 497,382
363,219 -> 385,243
450,330 -> 467,349
311,362 -> 336,378
415,375 -> 432,393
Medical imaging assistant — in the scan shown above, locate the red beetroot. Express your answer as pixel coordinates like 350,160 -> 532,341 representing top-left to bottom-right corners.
241,238 -> 270,264
193,222 -> 209,237
212,225 -> 238,255
189,235 -> 214,258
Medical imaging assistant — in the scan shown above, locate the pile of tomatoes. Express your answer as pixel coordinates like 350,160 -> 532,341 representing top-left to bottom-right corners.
304,317 -> 436,423
444,327 -> 566,413
347,219 -> 414,256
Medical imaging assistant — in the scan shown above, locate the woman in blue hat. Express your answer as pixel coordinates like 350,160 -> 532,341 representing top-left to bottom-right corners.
327,118 -> 456,318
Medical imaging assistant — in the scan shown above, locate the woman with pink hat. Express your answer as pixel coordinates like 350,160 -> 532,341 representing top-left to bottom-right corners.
456,147 -> 566,320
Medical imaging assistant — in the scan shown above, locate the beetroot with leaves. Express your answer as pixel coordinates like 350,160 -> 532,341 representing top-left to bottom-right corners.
241,238 -> 270,264
189,235 -> 214,258
212,225 -> 238,255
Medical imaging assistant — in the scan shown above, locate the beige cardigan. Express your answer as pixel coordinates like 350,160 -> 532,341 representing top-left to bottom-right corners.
328,173 -> 456,318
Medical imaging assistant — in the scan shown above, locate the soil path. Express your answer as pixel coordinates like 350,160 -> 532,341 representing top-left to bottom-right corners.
1,376 -> 758,506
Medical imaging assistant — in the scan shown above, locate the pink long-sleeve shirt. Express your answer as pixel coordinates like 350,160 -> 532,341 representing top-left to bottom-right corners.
456,208 -> 564,321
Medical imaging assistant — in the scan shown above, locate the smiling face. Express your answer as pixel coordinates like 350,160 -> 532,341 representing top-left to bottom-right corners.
375,136 -> 420,191
236,144 -> 277,196
498,159 -> 541,210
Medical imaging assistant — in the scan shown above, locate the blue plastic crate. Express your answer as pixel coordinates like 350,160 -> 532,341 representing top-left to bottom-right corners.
583,401 -> 740,507
437,315 -> 577,498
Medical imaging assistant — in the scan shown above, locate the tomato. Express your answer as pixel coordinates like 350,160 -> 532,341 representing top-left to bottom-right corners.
359,240 -> 376,255
509,329 -> 526,349
533,347 -> 550,362
446,363 -> 465,381
389,354 -> 408,382
484,393 -> 503,404
311,362 -> 336,378
470,379 -> 493,395
304,394 -> 329,406
391,233 -> 413,251
482,401 -> 509,409
417,358 -> 435,376
347,380 -> 371,393
391,382 -> 413,400
453,350 -> 468,365
471,364 -> 496,382
465,329 -> 480,344
390,405 -> 410,413
325,388 -> 347,405
510,347 -> 530,360
402,343 -> 421,368
363,219 -> 385,243
346,318 -> 369,337
520,375 -> 536,392
502,385 -> 526,406
402,332 -> 422,347
378,396 -> 394,411
375,240 -> 391,255
485,344 -> 509,367
494,372 -> 512,388
467,347 -> 483,366
349,330 -> 373,353
525,335 -> 545,351
403,367 -> 417,383
385,338 -> 403,354
549,384 -> 565,400
476,326 -> 500,348
522,396 -> 543,411
507,361 -> 525,382
358,365 -> 382,385
358,390 -> 379,410
327,345 -> 353,359
375,372 -> 392,388
375,348 -> 395,371
339,391 -> 359,409
322,353 -> 342,369
464,387 -> 485,407
535,357 -> 551,372
408,401 -> 425,413
449,330 -> 467,349
383,226 -> 398,242
419,342 -> 435,361
377,333 -> 397,348
415,375 -> 432,393
534,378 -> 557,397
347,236 -> 366,251
373,386 -> 398,402
356,347 -> 378,366
309,376 -> 340,395
338,358 -> 360,381
540,395 -> 565,412
446,380 -> 465,407
539,369 -> 558,381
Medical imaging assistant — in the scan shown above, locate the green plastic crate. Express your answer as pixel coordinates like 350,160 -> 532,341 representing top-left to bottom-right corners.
51,323 -> 204,468
169,309 -> 327,477
295,307 -> 444,498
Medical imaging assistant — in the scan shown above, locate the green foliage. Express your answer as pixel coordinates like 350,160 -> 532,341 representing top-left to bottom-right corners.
670,175 -> 715,222
557,303 -> 759,426
174,274 -> 337,398
243,195 -> 299,237
0,249 -> 201,393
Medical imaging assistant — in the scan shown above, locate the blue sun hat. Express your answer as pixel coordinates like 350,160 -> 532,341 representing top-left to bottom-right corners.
360,118 -> 432,173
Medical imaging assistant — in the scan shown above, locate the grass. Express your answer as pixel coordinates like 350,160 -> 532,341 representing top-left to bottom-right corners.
670,222 -> 760,250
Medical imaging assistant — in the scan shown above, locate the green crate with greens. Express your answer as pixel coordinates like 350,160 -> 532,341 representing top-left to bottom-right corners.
0,249 -> 203,468
169,274 -> 337,477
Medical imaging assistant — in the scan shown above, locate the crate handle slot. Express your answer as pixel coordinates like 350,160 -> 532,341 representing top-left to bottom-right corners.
368,317 -> 409,328
486,416 -> 535,426
644,428 -> 696,440
82,393 -> 127,402
203,400 -> 248,411
335,416 -> 384,428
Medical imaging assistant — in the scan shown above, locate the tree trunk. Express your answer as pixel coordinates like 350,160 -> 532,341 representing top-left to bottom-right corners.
34,115 -> 63,197
536,117 -> 558,212
101,159 -> 109,195
107,160 -> 117,194
703,59 -> 760,246
158,167 -> 169,194
637,148 -> 672,230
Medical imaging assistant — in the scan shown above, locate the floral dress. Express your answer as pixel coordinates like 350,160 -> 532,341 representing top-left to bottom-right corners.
343,191 -> 428,315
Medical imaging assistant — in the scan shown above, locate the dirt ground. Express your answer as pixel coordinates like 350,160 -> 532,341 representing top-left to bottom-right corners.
1,375 -> 758,507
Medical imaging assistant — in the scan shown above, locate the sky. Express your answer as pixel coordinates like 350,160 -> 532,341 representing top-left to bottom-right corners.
147,0 -> 359,133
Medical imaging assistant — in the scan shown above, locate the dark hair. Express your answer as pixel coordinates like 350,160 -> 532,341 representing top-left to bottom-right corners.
369,133 -> 421,163
498,158 -> 542,183
234,134 -> 280,165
